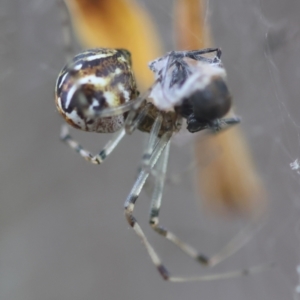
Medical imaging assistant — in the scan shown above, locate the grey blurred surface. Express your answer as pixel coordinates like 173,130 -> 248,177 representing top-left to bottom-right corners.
0,0 -> 300,299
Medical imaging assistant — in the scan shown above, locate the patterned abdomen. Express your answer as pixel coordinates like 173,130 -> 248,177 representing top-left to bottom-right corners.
55,48 -> 139,133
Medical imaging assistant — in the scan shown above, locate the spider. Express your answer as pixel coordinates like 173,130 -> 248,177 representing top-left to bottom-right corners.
55,47 -> 266,282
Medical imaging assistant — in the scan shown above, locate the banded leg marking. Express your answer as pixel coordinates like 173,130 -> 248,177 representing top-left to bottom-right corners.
60,125 -> 126,164
148,143 -> 265,268
124,128 -> 270,280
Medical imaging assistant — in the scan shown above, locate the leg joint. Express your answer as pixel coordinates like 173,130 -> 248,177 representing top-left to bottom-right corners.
157,264 -> 170,281
125,211 -> 136,228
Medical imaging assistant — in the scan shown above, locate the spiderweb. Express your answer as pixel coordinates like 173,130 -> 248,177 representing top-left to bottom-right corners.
0,0 -> 299,299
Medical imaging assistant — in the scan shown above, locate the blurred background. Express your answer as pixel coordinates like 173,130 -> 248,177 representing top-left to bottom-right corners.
0,0 -> 300,299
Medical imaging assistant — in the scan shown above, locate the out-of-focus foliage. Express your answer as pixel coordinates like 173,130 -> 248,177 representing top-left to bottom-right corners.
174,0 -> 267,218
174,0 -> 211,49
64,0 -> 163,88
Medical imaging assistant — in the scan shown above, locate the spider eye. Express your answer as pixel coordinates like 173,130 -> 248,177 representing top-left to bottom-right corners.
55,48 -> 139,133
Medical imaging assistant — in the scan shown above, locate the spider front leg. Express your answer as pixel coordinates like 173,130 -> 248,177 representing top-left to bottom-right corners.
59,98 -> 151,164
183,48 -> 222,60
60,125 -> 126,165
184,47 -> 221,56
209,117 -> 241,133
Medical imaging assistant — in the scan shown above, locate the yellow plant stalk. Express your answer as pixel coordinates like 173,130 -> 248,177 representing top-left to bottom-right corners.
63,0 -> 162,88
174,0 -> 211,49
174,0 -> 267,217
195,128 -> 267,216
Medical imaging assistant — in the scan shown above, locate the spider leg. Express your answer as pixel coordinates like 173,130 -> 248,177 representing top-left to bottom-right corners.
182,47 -> 221,58
124,129 -> 270,281
185,55 -> 215,64
125,102 -> 153,134
187,115 -> 241,133
60,98 -> 150,164
161,52 -> 175,88
135,114 -> 164,195
168,59 -> 193,87
148,142 -> 264,268
181,48 -> 222,65
148,140 -> 170,224
60,125 -> 126,164
219,117 -> 241,125
141,114 -> 163,162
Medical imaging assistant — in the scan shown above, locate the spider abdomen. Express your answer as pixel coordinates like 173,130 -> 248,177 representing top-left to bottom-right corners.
55,48 -> 139,133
